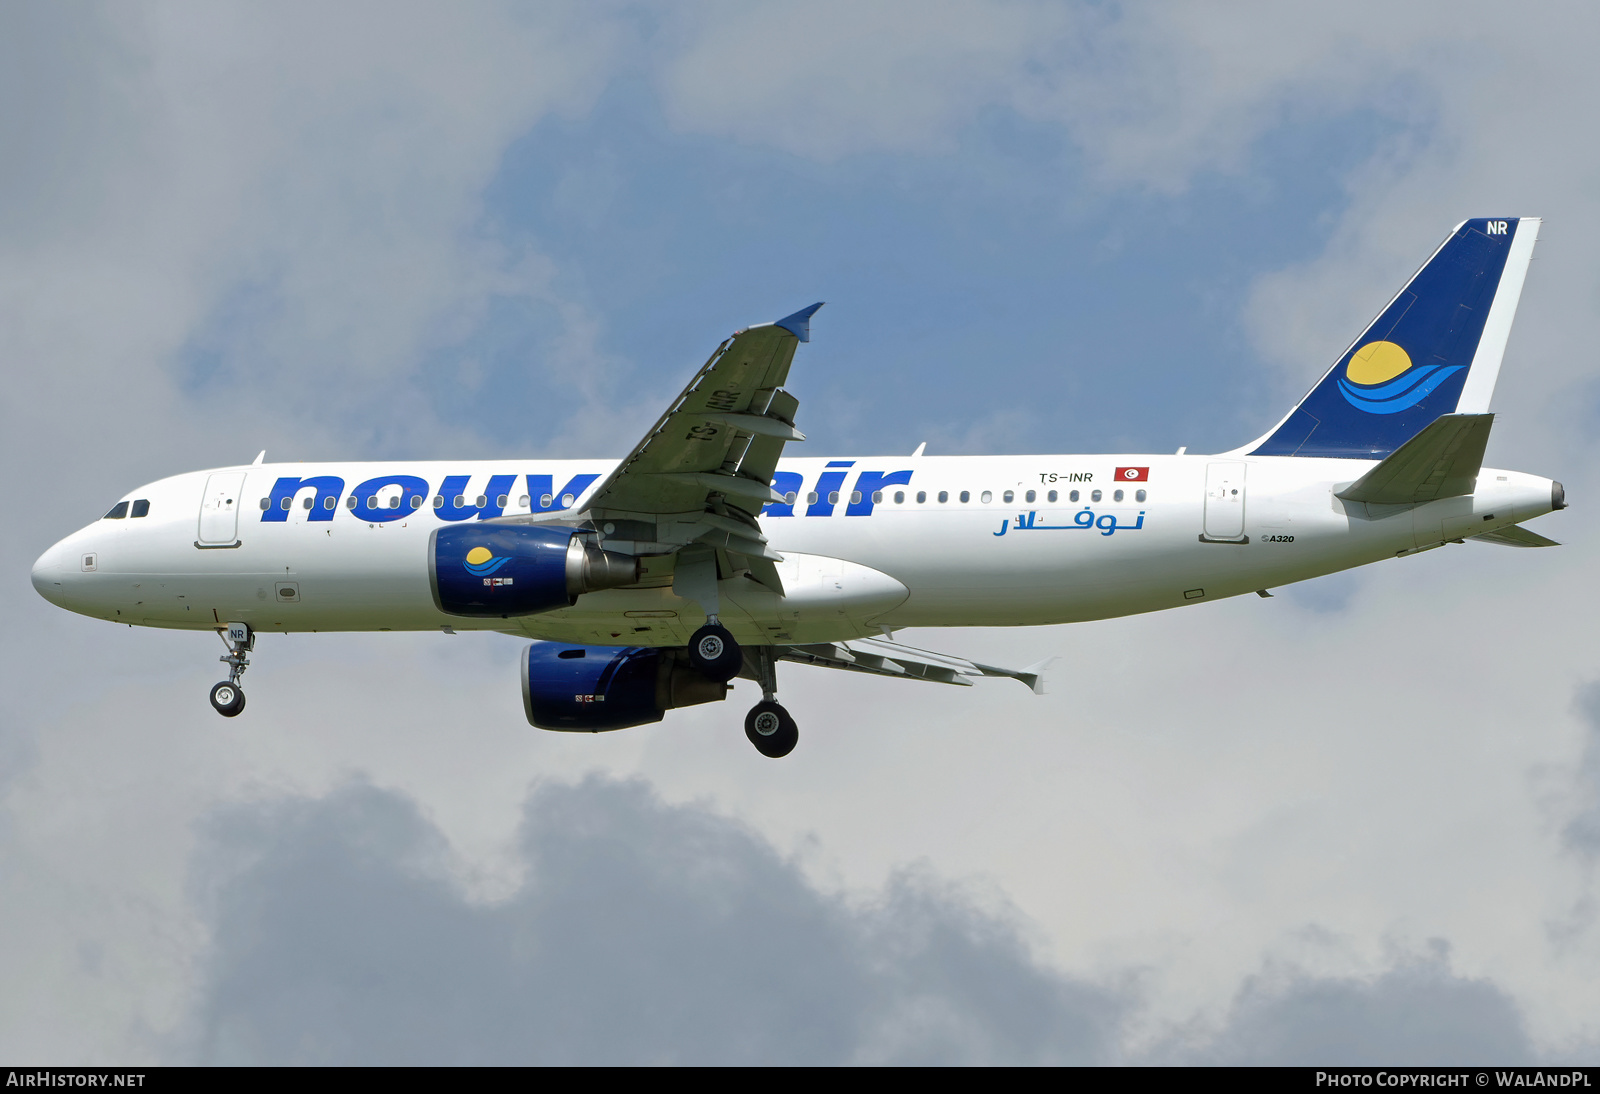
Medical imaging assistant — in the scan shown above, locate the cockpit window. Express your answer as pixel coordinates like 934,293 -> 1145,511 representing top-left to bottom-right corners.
103,501 -> 128,520
130,499 -> 150,518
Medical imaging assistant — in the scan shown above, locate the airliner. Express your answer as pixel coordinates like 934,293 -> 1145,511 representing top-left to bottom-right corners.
31,218 -> 1563,756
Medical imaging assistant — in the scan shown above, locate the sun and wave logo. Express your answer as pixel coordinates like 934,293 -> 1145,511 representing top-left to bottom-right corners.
1336,341 -> 1463,415
463,546 -> 510,577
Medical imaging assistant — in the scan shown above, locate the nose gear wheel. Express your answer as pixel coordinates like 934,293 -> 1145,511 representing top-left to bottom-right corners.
210,623 -> 254,718
209,681 -> 245,717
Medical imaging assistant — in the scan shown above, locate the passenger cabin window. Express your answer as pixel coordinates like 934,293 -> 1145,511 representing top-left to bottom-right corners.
1091,489 -> 1102,502
259,498 -> 270,511
871,491 -> 883,503
1136,489 -> 1147,503
410,495 -> 424,509
280,497 -> 292,510
475,495 -> 487,507
894,491 -> 905,503
1048,490 -> 1058,502
784,491 -> 797,504
807,492 -> 818,505
959,491 -> 970,503
850,491 -> 862,504
1003,490 -> 1013,503
519,494 -> 530,507
324,496 -> 336,509
1025,490 -> 1036,503
938,491 -> 948,503
981,491 -> 992,503
916,491 -> 926,503
828,491 -> 839,504
303,496 -> 314,509
103,501 -> 129,520
497,494 -> 509,507
1113,489 -> 1124,502
130,499 -> 150,518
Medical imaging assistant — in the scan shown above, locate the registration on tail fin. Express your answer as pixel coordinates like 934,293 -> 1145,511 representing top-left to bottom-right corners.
1251,218 -> 1540,459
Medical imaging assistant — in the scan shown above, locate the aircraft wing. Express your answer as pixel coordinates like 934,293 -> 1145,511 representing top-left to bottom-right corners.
578,303 -> 822,591
775,637 -> 1052,694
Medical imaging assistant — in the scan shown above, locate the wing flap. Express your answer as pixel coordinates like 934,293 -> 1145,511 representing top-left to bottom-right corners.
776,638 -> 1049,693
659,471 -> 786,506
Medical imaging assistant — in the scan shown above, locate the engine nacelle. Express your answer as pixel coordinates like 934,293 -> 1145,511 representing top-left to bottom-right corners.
521,643 -> 730,732
430,524 -> 640,618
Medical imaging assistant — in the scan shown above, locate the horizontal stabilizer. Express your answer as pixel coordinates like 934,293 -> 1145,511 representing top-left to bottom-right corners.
1336,413 -> 1492,505
1471,523 -> 1560,548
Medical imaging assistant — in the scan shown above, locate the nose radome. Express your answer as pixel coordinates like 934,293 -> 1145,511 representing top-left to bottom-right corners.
31,540 -> 75,606
32,548 -> 61,602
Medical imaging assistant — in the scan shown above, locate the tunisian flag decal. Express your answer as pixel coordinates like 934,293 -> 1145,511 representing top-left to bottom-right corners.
1114,466 -> 1149,482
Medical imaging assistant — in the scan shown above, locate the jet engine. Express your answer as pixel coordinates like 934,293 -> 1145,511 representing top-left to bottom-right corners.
521,643 -> 730,731
430,524 -> 640,618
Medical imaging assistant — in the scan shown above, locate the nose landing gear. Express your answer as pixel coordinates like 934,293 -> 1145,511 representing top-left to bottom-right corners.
743,646 -> 797,758
210,622 -> 253,717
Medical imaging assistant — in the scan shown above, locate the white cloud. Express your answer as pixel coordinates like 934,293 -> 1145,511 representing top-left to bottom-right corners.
189,777 -> 1124,1064
0,1 -> 623,530
655,0 -> 1079,161
177,776 -> 1559,1063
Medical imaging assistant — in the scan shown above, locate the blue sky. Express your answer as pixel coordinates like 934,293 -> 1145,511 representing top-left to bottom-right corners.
426,80 -> 1401,460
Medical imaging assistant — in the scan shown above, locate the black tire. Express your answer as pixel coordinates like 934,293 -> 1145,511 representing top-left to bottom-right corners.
209,681 -> 246,718
744,700 -> 798,758
687,623 -> 742,683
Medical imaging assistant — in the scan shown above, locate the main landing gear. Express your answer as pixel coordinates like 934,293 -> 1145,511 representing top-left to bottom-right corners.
742,646 -> 797,759
210,622 -> 253,718
684,620 -> 797,756
687,619 -> 743,682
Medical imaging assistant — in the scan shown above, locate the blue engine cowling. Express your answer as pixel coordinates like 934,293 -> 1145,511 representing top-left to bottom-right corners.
430,524 -> 639,618
521,643 -> 729,732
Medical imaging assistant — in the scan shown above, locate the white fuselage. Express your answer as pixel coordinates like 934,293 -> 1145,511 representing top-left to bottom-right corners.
31,453 -> 1558,648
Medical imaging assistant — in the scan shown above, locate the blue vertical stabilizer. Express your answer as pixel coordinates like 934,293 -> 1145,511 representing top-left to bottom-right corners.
1250,218 -> 1538,458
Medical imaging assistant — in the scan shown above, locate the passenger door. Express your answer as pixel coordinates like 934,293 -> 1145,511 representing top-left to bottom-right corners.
198,472 -> 247,546
1202,462 -> 1248,543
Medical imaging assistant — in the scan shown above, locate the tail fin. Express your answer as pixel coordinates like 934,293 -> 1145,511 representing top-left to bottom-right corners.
1249,218 -> 1539,458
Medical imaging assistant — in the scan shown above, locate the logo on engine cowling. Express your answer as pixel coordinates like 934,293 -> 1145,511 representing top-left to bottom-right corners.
464,546 -> 510,577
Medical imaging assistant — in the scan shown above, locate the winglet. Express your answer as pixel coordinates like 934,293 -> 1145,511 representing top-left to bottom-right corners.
1019,656 -> 1057,696
775,302 -> 824,343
